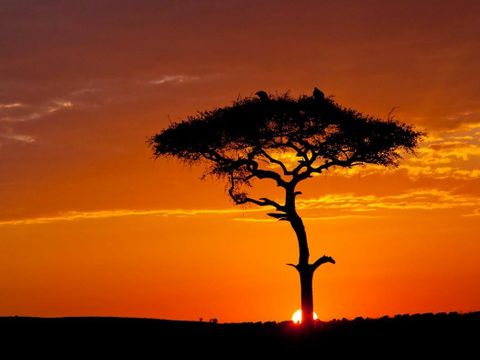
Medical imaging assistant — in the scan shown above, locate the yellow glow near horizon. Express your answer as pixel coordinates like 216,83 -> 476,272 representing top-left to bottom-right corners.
292,309 -> 319,324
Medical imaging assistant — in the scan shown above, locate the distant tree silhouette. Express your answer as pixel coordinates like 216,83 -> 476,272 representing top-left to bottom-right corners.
150,89 -> 422,328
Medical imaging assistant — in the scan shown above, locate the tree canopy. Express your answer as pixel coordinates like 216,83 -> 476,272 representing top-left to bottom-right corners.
150,91 -> 423,207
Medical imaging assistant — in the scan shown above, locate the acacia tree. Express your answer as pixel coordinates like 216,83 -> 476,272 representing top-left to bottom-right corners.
150,89 -> 422,327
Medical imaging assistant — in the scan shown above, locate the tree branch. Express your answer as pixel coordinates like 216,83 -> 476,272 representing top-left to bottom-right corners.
267,212 -> 288,220
285,141 -> 307,160
244,196 -> 285,210
253,168 -> 288,187
259,149 -> 292,175
290,160 -> 308,177
309,160 -> 336,174
296,157 -> 342,181
289,145 -> 320,178
204,149 -> 290,188
237,153 -> 290,186
228,172 -> 285,211
311,255 -> 336,270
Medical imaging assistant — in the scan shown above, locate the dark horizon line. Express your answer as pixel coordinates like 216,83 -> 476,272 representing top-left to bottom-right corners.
1,310 -> 478,324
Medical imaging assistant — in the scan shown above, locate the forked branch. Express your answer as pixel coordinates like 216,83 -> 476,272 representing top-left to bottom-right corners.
311,255 -> 336,270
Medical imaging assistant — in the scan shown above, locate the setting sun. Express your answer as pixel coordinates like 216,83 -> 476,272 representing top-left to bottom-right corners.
292,310 -> 319,324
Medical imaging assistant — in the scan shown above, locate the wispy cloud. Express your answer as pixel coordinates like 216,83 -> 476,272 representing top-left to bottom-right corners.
321,123 -> 480,180
445,110 -> 476,122
297,189 -> 480,211
0,100 -> 74,146
1,133 -> 35,143
233,214 -> 381,222
0,207 -> 382,227
0,122 -> 36,144
71,88 -> 99,96
232,218 -> 276,222
149,74 -> 200,85
0,207 -> 262,227
1,188 -> 478,227
463,208 -> 480,217
0,103 -> 23,109
0,100 -> 74,123
397,125 -> 480,179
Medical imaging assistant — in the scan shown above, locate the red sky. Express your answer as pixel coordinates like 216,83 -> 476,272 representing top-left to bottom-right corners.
0,0 -> 479,322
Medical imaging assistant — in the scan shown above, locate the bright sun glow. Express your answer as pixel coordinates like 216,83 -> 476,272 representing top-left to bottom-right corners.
292,309 -> 319,324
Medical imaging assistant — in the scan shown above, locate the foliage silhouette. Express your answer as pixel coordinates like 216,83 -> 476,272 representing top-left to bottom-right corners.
150,89 -> 423,327
2,312 -> 478,356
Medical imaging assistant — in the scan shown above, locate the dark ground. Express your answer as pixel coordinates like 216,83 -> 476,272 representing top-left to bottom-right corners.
1,312 -> 478,356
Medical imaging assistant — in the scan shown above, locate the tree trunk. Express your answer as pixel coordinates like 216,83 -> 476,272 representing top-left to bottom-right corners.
299,265 -> 314,328
289,210 -> 316,328
286,186 -> 334,329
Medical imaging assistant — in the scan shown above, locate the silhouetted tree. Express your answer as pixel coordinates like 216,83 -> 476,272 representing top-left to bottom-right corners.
150,89 -> 422,328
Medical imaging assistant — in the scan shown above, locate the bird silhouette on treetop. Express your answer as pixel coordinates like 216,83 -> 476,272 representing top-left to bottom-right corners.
255,90 -> 269,101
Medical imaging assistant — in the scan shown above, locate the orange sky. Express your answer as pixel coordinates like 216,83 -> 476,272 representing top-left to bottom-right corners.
0,0 -> 479,322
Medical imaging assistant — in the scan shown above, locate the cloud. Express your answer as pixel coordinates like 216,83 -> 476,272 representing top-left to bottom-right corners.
0,100 -> 74,146
0,207 -> 383,227
0,100 -> 74,123
463,209 -> 480,217
0,103 -> 23,109
232,218 -> 276,222
2,188 -> 478,227
296,189 -> 480,212
322,123 -> 480,180
445,110 -> 476,122
1,133 -> 35,143
0,123 -> 36,144
71,88 -> 99,96
287,189 -> 480,218
397,124 -> 480,179
0,71 -> 204,147
233,214 -> 381,222
149,74 -> 200,85
0,207 -> 263,227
